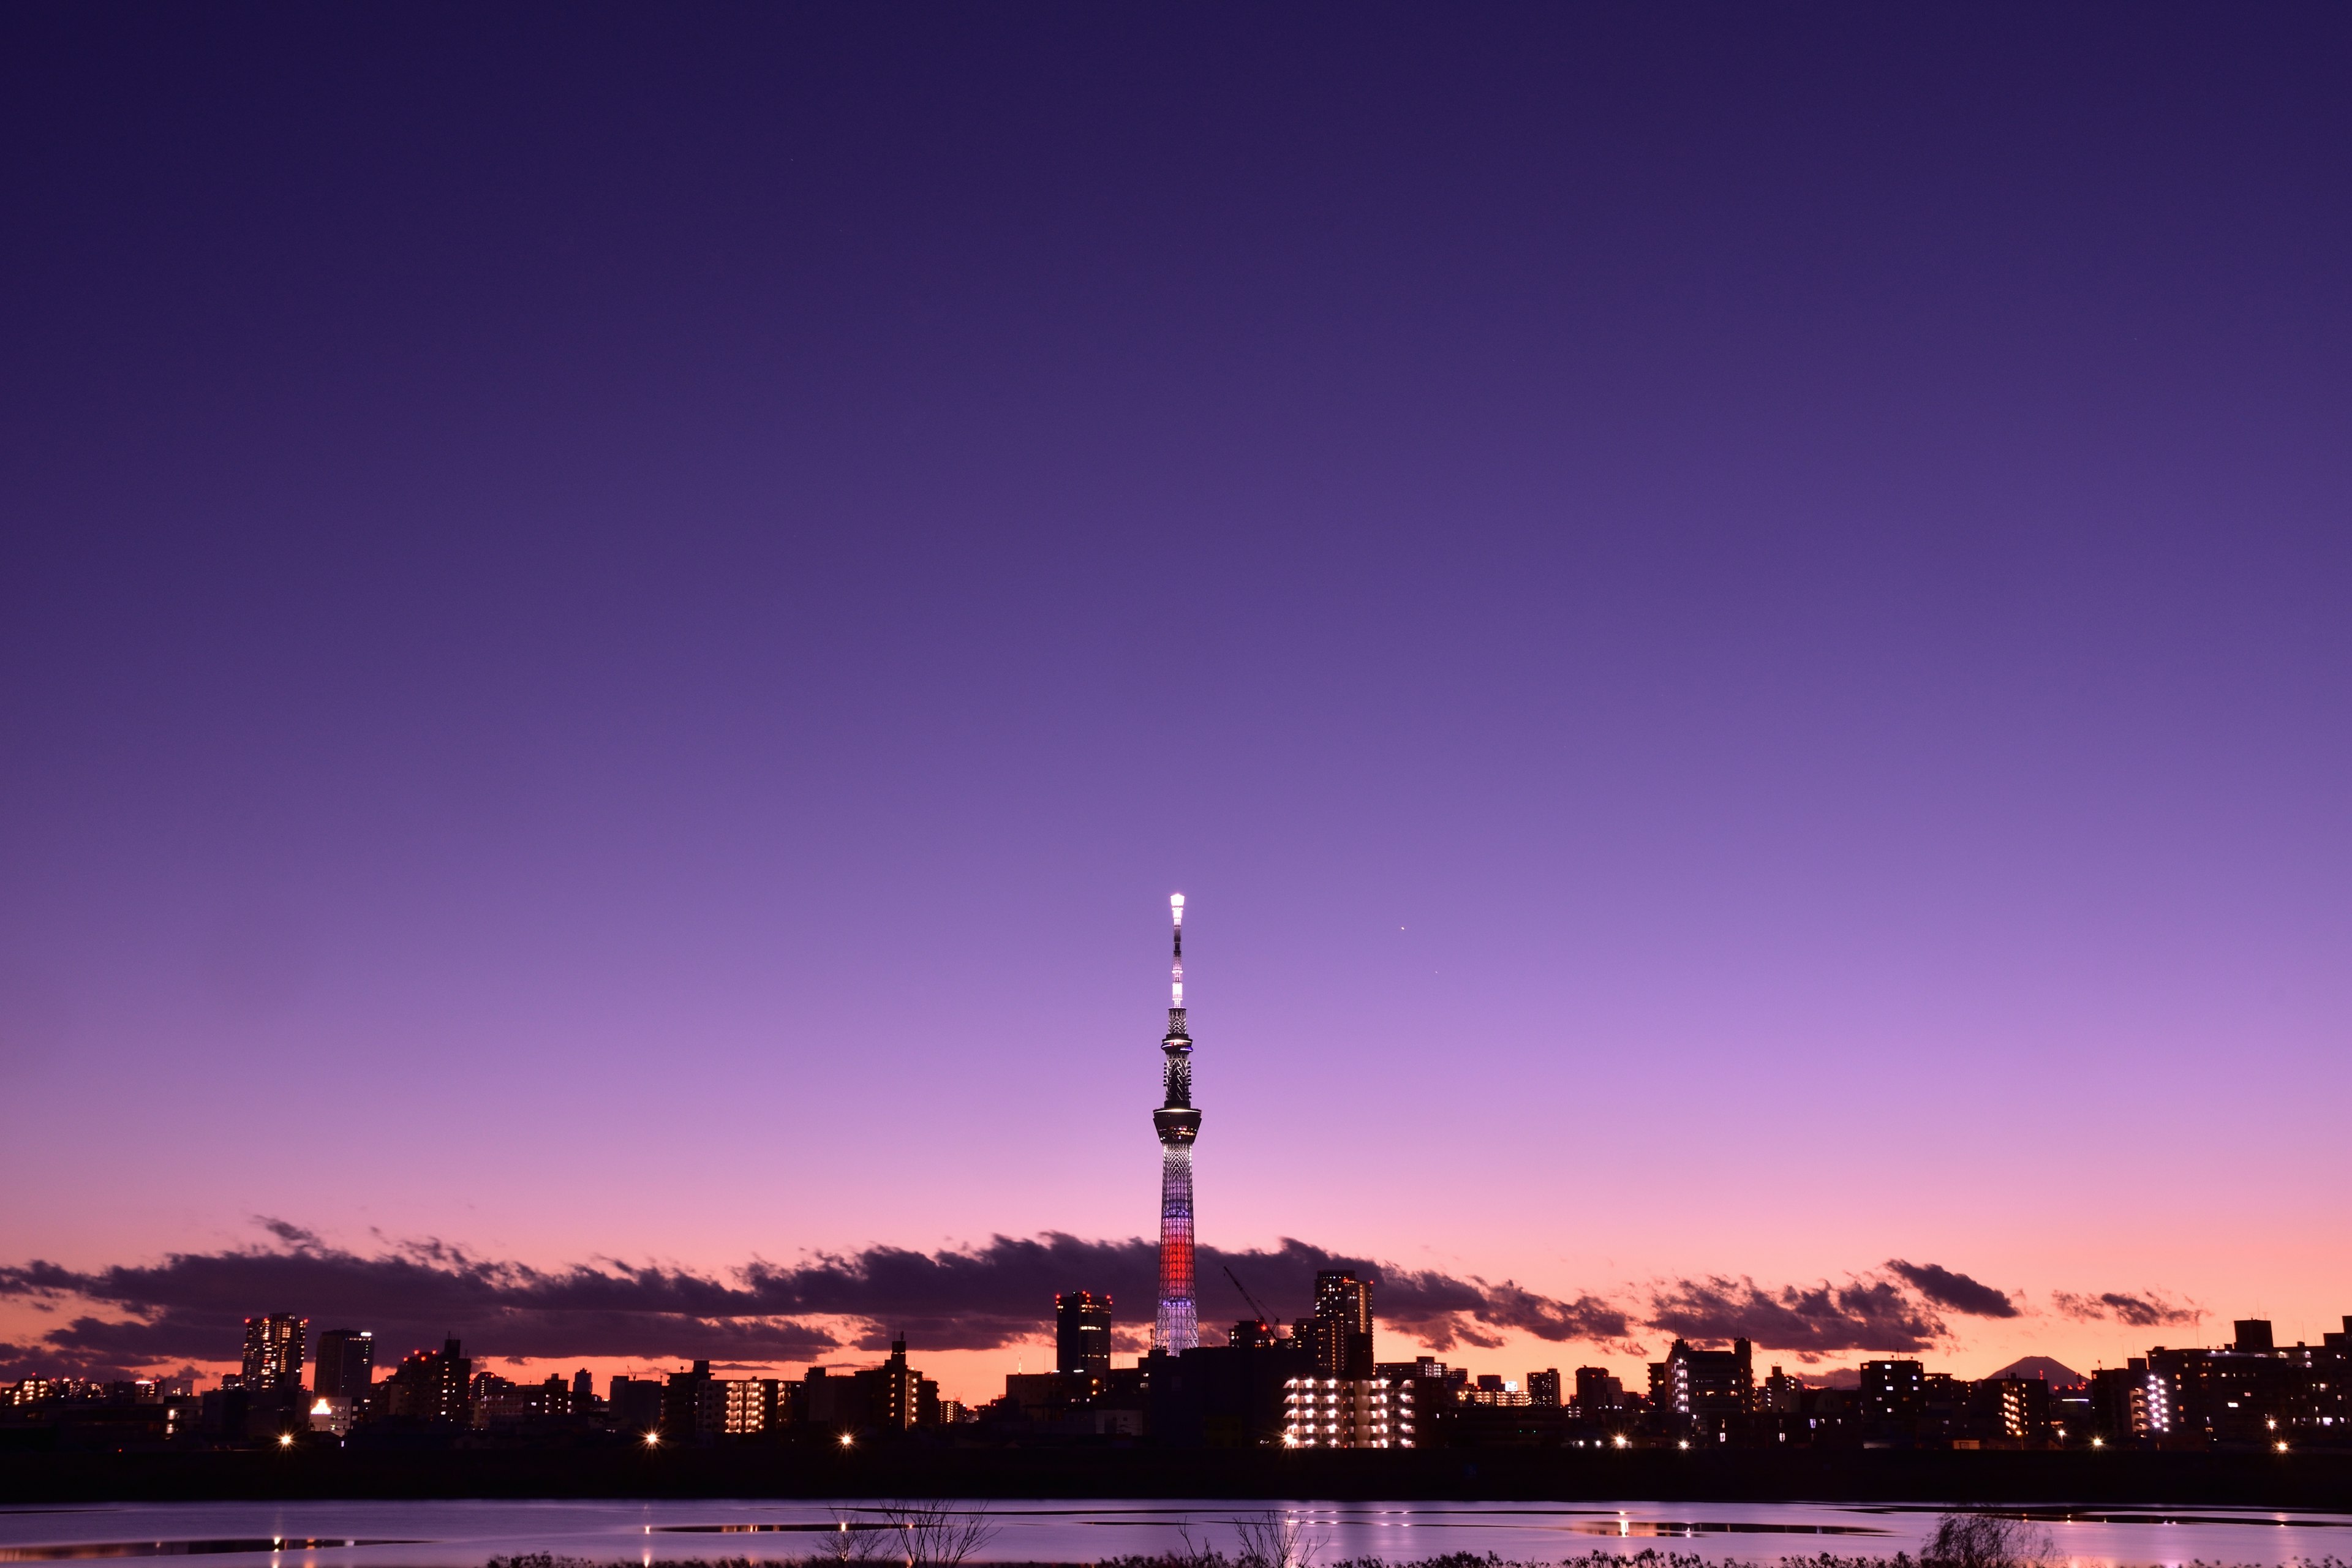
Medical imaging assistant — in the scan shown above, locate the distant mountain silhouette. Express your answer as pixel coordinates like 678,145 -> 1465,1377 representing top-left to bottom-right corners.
1790,1357 -> 2085,1390
1985,1355 -> 2086,1385
1800,1367 -> 1860,1389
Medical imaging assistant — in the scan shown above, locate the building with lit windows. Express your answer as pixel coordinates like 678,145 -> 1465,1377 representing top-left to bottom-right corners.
1858,1359 -> 1924,1427
377,1338 -> 472,1424
1281,1376 -> 1413,1448
1057,1291 -> 1113,1380
2147,1322 -> 2301,1445
1651,1338 -> 1752,1440
2090,1360 -> 2154,1439
1311,1272 -> 1374,1378
723,1377 -> 783,1433
243,1314 -> 307,1390
1969,1375 -> 2052,1442
1574,1365 -> 1627,1417
663,1361 -> 727,1436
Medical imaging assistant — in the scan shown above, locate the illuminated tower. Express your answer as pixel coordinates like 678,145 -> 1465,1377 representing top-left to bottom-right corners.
1152,892 -> 1201,1353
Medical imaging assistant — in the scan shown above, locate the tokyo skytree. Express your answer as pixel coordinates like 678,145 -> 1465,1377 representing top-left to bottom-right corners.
1152,892 -> 1201,1353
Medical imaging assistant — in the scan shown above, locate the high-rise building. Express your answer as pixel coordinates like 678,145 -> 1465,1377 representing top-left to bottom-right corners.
378,1338 -> 471,1423
1152,894 -> 1201,1354
571,1368 -> 594,1408
1057,1291 -> 1113,1379
1311,1271 -> 1374,1378
869,1335 -> 937,1429
1651,1338 -> 1752,1439
723,1378 -> 783,1434
609,1374 -> 664,1433
312,1329 -> 372,1400
1858,1359 -> 1925,1428
1574,1366 -> 1627,1415
662,1360 -> 726,1437
243,1314 -> 307,1390
1528,1369 -> 1562,1409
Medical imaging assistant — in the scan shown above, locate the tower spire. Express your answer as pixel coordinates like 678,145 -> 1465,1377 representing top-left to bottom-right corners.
1152,892 -> 1201,1354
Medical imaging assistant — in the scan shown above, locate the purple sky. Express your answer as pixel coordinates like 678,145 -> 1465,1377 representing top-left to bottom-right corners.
2,4 -> 2347,1401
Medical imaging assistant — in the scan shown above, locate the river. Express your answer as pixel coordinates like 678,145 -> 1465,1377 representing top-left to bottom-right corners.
2,1499 -> 2348,1568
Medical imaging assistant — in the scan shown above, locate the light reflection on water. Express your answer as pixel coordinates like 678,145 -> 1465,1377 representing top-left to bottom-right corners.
0,1501 -> 2347,1568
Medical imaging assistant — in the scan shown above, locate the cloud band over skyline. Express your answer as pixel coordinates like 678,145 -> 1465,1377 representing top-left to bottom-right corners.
0,1224 -> 2181,1381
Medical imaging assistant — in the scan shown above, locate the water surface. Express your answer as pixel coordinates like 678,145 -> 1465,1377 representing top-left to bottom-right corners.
2,1499 -> 2347,1568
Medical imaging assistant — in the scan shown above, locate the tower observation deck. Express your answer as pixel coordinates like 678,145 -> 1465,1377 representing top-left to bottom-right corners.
1152,892 -> 1201,1353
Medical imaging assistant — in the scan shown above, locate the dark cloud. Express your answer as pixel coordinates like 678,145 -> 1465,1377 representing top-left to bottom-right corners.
1194,1240 -> 1630,1352
2051,1290 -> 2201,1328
1648,1275 -> 1945,1353
6,1223 -> 2180,1381
0,1225 -> 1630,1376
1886,1260 -> 2020,1318
0,1233 -> 842,1378
255,1218 -> 324,1250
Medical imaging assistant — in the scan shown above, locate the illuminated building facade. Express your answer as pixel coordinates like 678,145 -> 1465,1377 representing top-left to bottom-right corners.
723,1378 -> 783,1433
242,1313 -> 307,1390
1282,1376 -> 1414,1448
1152,894 -> 1200,1354
1311,1270 -> 1374,1378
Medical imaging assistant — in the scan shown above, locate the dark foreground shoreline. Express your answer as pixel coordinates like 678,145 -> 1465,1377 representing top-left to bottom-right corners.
2,1448 -> 2348,1509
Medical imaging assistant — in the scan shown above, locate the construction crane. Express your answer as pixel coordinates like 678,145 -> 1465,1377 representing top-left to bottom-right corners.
1222,1264 -> 1275,1332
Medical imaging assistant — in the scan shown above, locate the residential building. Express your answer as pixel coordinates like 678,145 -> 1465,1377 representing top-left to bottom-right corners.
1574,1366 -> 1627,1417
609,1374 -> 664,1434
1282,1376 -> 1414,1448
663,1361 -> 727,1438
1466,1374 -> 1529,1407
1858,1360 -> 1925,1436
723,1378 -> 783,1434
868,1335 -> 935,1429
1651,1339 -> 1752,1441
1969,1376 -> 2052,1443
1311,1272 -> 1375,1378
377,1338 -> 471,1423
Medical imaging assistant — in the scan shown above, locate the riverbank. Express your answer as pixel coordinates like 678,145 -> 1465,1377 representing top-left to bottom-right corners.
3,1447 -> 2348,1507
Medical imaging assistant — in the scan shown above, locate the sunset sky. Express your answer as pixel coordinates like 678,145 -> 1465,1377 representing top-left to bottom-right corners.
2,4 -> 2346,1406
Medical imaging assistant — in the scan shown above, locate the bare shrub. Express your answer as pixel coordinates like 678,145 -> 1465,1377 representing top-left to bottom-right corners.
814,1509 -> 886,1566
873,1501 -> 997,1568
1232,1511 -> 1324,1568
1920,1514 -> 2056,1568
